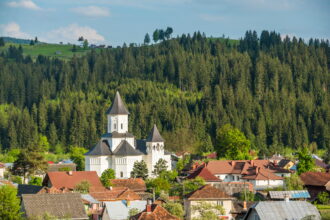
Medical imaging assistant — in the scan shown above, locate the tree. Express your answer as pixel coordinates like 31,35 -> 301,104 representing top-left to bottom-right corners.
129,208 -> 140,217
78,36 -> 84,41
284,174 -> 304,190
297,147 -> 315,175
74,180 -> 90,193
153,159 -> 168,176
153,29 -> 159,43
34,36 -> 38,43
30,40 -> 35,46
0,37 -> 5,47
191,201 -> 225,220
69,146 -> 87,171
72,45 -> 77,52
159,29 -> 165,41
144,33 -> 151,45
215,124 -> 252,160
12,148 -> 47,183
28,176 -> 42,186
38,135 -> 50,152
182,177 -> 205,195
100,168 -> 115,187
317,192 -> 329,204
131,160 -> 148,179
164,27 -> 173,39
147,177 -> 171,195
163,202 -> 184,218
0,185 -> 22,220
83,39 -> 89,49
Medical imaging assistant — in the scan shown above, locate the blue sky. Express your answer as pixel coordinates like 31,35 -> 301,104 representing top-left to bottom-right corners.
0,0 -> 329,46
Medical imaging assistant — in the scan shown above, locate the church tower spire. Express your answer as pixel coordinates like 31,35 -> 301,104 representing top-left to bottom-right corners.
106,91 -> 129,133
146,124 -> 164,142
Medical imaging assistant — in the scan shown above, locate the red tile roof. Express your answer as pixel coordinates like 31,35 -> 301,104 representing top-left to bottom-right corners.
0,162 -> 5,168
300,171 -> 330,186
187,166 -> 220,182
111,178 -> 147,192
90,187 -> 141,201
206,160 -> 286,181
186,184 -> 232,200
131,204 -> 179,220
43,171 -> 105,192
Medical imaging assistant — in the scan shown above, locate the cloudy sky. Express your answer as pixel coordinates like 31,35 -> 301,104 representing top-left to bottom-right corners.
0,0 -> 329,46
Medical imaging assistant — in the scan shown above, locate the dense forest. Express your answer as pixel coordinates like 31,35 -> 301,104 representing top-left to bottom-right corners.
0,30 -> 329,159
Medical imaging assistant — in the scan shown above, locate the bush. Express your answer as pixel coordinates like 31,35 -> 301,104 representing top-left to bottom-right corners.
28,176 -> 42,186
10,176 -> 22,184
318,192 -> 330,205
74,181 -> 90,193
163,202 -> 184,218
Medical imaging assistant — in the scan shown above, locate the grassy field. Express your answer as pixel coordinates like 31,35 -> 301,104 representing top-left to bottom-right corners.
0,43 -> 101,60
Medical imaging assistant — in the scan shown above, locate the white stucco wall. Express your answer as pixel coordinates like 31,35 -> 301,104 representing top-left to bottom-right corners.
0,167 -> 4,178
113,155 -> 143,179
184,199 -> 233,220
108,114 -> 128,133
85,156 -> 112,176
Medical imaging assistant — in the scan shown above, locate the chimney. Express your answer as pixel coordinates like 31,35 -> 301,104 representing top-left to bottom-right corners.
255,167 -> 259,174
67,171 -> 73,176
231,161 -> 236,167
250,160 -> 254,166
146,199 -> 152,212
243,201 -> 247,211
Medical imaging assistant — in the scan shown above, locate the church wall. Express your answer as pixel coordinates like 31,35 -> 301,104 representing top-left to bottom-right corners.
114,155 -> 143,178
85,156 -> 102,176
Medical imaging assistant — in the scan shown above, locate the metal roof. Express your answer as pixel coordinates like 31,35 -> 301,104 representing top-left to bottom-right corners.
146,124 -> 164,142
113,140 -> 143,156
104,200 -> 147,220
106,91 -> 130,115
268,190 -> 310,199
81,194 -> 100,204
85,140 -> 113,156
245,201 -> 321,220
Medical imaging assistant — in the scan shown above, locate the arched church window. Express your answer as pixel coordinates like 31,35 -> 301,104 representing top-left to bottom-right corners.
114,123 -> 117,129
120,172 -> 123,178
121,123 -> 123,129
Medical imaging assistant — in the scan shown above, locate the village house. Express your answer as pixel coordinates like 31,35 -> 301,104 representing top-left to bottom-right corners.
206,160 -> 290,190
184,184 -> 235,220
130,203 -> 180,220
243,201 -> 321,220
102,200 -> 147,220
111,178 -> 147,192
42,171 -> 106,192
85,91 -> 172,178
300,171 -> 330,201
21,193 -> 88,219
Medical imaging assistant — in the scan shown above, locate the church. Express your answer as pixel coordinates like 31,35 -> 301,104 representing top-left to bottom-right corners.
85,91 -> 172,178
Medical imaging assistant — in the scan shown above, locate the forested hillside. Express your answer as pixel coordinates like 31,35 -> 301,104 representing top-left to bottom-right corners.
0,31 -> 329,158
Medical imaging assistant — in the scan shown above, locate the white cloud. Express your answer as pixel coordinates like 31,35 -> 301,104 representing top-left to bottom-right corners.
72,6 -> 110,17
0,22 -> 31,38
200,14 -> 225,22
7,0 -> 41,10
46,24 -> 105,44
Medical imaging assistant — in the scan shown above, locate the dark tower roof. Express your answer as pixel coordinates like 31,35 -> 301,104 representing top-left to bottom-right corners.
146,124 -> 164,142
113,140 -> 143,156
106,91 -> 130,115
85,140 -> 113,156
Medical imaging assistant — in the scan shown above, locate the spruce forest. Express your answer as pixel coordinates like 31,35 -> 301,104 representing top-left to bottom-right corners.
0,31 -> 329,159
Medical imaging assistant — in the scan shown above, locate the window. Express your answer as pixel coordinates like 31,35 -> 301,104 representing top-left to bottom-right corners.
217,201 -> 223,206
121,123 -> 123,129
120,172 -> 123,178
114,123 -> 117,129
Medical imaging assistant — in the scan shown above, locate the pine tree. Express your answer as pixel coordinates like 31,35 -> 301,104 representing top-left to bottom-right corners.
131,160 -> 148,179
152,159 -> 168,176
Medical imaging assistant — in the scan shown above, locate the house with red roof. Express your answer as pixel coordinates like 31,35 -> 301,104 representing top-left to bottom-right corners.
42,171 -> 106,192
110,178 -> 147,192
130,203 -> 179,220
184,184 -> 235,220
300,171 -> 330,200
206,160 -> 288,190
187,165 -> 221,184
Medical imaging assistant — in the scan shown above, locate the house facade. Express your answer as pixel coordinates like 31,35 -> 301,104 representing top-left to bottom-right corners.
85,91 -> 172,178
206,160 -> 289,190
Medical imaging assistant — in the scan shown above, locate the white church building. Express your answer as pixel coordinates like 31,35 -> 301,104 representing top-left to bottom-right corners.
85,91 -> 172,178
